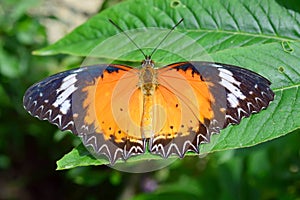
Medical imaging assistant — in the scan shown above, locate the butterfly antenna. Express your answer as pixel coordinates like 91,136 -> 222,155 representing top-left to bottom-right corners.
109,19 -> 147,58
149,18 -> 184,58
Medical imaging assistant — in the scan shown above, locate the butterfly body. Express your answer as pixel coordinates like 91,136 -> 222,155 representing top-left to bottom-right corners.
139,57 -> 158,95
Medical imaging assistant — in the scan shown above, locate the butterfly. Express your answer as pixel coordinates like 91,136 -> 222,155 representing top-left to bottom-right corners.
23,19 -> 274,165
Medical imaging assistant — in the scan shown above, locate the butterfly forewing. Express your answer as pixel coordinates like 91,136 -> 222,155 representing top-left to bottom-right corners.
199,62 -> 275,127
24,68 -> 82,134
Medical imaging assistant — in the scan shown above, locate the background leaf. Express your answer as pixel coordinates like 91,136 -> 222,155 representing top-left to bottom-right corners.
2,0 -> 300,199
52,0 -> 300,169
34,0 -> 300,58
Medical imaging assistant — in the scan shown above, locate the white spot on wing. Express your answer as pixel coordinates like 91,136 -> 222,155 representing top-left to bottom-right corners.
60,99 -> 71,114
220,78 -> 246,100
42,73 -> 79,116
73,68 -> 84,73
227,93 -> 239,108
218,68 -> 241,86
53,84 -> 77,107
211,64 -> 223,68
56,74 -> 77,94
217,68 -> 247,108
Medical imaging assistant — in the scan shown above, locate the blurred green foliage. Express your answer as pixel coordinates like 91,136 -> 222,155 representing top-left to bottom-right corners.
0,0 -> 299,199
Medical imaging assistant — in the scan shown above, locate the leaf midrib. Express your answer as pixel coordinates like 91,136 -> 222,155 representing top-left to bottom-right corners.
52,25 -> 298,46
185,29 -> 298,41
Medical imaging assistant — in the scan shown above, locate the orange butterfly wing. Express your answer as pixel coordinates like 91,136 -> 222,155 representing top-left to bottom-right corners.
78,65 -> 148,163
81,62 -> 225,160
147,62 -> 225,157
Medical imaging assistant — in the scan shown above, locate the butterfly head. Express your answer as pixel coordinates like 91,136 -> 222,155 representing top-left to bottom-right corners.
142,55 -> 155,68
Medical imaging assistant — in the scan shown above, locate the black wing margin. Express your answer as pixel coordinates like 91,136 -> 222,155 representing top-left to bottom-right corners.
190,61 -> 275,128
23,65 -> 111,135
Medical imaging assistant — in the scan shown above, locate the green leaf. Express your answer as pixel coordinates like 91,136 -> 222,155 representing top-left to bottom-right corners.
57,143 -> 179,170
47,0 -> 300,169
200,41 -> 300,153
34,0 -> 300,58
